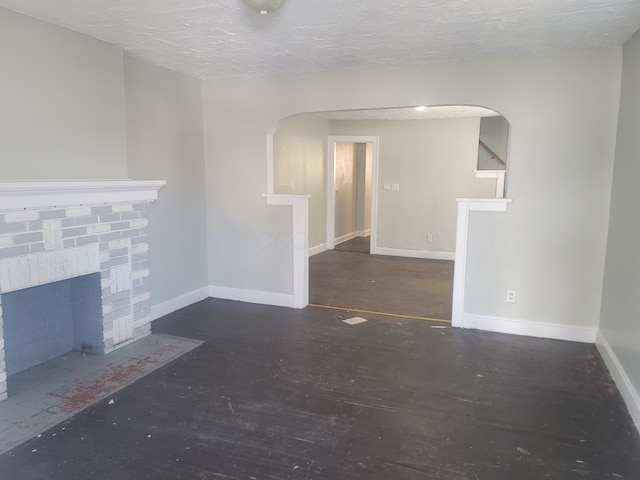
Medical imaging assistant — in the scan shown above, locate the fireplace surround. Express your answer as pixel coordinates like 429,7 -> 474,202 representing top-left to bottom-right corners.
0,180 -> 165,400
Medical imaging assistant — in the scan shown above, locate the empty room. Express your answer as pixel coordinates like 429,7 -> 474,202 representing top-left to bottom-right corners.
0,1 -> 639,479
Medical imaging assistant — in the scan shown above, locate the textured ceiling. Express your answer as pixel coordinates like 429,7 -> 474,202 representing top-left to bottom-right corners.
1,0 -> 639,79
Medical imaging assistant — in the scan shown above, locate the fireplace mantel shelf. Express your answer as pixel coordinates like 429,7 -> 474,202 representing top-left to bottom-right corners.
0,180 -> 166,210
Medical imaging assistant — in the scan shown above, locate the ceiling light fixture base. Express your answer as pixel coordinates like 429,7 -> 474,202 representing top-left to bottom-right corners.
242,0 -> 286,15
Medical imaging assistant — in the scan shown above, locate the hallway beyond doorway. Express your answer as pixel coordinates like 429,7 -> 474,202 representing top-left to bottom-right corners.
334,235 -> 370,254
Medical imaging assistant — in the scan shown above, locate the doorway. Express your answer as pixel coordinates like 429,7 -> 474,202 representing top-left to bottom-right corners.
326,135 -> 378,254
269,106 -> 509,320
330,139 -> 374,254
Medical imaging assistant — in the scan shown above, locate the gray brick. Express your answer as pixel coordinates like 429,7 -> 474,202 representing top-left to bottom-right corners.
0,245 -> 29,259
0,222 -> 27,235
131,253 -> 147,264
110,221 -> 130,231
99,242 -> 110,251
100,256 -> 128,270
131,235 -> 148,245
39,209 -> 66,220
62,226 -> 87,238
98,213 -> 121,223
73,215 -> 100,226
103,305 -> 131,322
28,220 -> 43,231
120,229 -> 142,239
109,247 -> 129,259
132,285 -> 148,297
111,297 -> 132,311
133,203 -> 149,212
131,260 -> 149,272
12,232 -> 44,245
134,324 -> 151,338
103,290 -> 130,304
63,238 -> 76,248
92,206 -> 113,215
76,235 -> 100,246
99,232 -> 121,242
30,243 -> 45,253
61,218 -> 75,228
132,277 -> 149,289
119,211 -> 140,221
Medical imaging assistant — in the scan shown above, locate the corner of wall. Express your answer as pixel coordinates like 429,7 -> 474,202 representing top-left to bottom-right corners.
596,329 -> 640,432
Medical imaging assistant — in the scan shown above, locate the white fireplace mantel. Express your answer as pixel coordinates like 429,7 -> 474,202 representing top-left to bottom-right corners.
0,180 -> 166,210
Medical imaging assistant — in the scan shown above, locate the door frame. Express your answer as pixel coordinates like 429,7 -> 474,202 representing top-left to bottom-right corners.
326,135 -> 379,253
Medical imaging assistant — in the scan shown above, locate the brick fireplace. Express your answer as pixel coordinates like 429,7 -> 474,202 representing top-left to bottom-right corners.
0,180 -> 165,401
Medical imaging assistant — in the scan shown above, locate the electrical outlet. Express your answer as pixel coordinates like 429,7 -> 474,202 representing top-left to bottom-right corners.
427,234 -> 433,242
383,183 -> 390,190
391,183 -> 400,191
506,290 -> 516,303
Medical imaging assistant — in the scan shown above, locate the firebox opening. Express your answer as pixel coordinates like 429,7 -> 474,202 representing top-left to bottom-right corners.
2,272 -> 102,382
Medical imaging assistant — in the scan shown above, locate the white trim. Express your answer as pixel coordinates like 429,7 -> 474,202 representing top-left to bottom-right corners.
356,229 -> 372,237
150,287 -> 210,321
264,193 -> 310,308
335,231 -> 357,245
463,314 -> 597,343
309,243 -> 328,256
375,247 -> 455,261
596,330 -> 640,431
327,136 -> 379,253
209,285 -> 295,308
452,198 -> 512,327
0,180 -> 166,210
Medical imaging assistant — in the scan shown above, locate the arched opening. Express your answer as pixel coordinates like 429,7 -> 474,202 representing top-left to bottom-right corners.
269,105 -> 510,320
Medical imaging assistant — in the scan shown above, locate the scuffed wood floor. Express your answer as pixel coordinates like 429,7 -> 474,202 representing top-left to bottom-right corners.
0,298 -> 638,479
310,249 -> 454,320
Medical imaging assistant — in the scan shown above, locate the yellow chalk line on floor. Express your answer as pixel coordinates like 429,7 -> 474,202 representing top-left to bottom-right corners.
308,303 -> 452,324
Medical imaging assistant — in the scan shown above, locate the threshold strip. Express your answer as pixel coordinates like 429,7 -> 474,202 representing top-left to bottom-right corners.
308,303 -> 451,324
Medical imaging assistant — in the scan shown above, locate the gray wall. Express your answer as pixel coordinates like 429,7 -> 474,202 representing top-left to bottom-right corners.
330,118 -> 495,254
0,8 -> 128,179
203,48 -> 621,328
0,9 -> 209,310
273,114 -> 329,248
125,57 -> 208,306
600,31 -> 640,398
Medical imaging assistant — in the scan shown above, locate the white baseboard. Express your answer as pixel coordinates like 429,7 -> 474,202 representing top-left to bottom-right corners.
309,243 -> 327,256
150,286 -> 210,321
596,330 -> 640,431
462,314 -> 597,343
375,246 -> 455,261
335,231 -> 357,245
356,229 -> 371,237
208,285 -> 295,308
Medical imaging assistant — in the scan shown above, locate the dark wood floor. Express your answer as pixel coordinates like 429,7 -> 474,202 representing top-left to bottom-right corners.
334,236 -> 370,254
1,298 -> 638,479
310,248 -> 454,320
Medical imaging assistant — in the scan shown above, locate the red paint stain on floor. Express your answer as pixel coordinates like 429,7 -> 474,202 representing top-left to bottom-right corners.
57,344 -> 177,413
